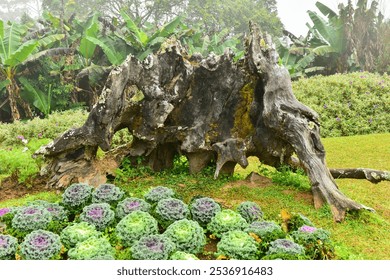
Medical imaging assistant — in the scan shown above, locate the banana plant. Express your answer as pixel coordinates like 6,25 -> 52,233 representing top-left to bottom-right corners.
0,19 -> 64,121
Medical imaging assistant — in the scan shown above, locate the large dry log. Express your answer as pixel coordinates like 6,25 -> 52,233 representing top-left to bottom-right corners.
329,168 -> 390,183
34,23 -> 374,221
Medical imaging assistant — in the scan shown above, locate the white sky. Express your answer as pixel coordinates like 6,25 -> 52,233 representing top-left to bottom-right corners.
276,0 -> 390,36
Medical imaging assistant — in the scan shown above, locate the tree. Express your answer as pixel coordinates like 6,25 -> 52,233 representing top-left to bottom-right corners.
0,0 -> 41,22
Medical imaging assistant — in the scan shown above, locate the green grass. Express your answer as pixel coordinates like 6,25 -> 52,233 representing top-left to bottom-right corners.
1,133 -> 389,259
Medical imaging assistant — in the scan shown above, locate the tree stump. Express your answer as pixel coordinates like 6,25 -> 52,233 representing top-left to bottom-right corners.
34,22 -> 373,221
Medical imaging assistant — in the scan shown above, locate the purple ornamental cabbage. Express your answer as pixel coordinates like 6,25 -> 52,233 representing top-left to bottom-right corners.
62,183 -> 93,209
0,208 -> 11,217
79,203 -> 115,231
265,239 -> 305,259
144,186 -> 175,203
131,234 -> 176,260
189,197 -> 221,227
11,205 -> 52,232
155,198 -> 189,228
236,201 -> 263,223
0,234 -> 18,260
116,197 -> 152,219
92,184 -> 125,205
20,230 -> 62,260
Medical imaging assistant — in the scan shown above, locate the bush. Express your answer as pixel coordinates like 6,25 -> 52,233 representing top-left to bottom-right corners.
92,184 -> 125,205
11,205 -> 52,233
20,230 -> 62,260
216,230 -> 259,260
79,203 -> 115,231
264,239 -> 305,260
236,201 -> 263,223
67,236 -> 115,260
189,197 -> 221,227
144,186 -> 176,204
0,234 -> 18,260
163,219 -> 206,254
60,222 -> 101,249
154,198 -> 189,228
61,183 -> 93,210
116,210 -> 158,247
130,234 -> 176,260
293,72 -> 390,137
207,209 -> 248,238
116,197 -> 151,219
170,251 -> 199,260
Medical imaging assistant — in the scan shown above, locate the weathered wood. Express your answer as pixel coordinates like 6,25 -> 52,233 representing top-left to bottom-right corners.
329,168 -> 390,183
34,22 -> 374,221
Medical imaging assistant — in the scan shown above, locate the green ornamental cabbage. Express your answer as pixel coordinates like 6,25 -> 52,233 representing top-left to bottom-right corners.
116,210 -> 158,247
67,236 -> 115,260
189,197 -> 221,227
216,230 -> 259,260
207,209 -> 248,238
131,234 -> 176,260
20,230 -> 62,260
154,198 -> 189,228
236,201 -> 263,223
62,183 -> 93,210
144,186 -> 176,204
264,239 -> 305,260
11,205 -> 52,232
79,203 -> 115,231
169,251 -> 199,260
116,197 -> 152,219
92,184 -> 125,205
245,221 -> 285,243
0,234 -> 18,260
60,222 -> 101,249
163,219 -> 206,254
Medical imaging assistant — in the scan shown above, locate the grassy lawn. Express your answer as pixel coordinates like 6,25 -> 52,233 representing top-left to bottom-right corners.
1,133 -> 389,259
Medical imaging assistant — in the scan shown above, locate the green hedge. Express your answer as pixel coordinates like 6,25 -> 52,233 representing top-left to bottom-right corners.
293,72 -> 390,137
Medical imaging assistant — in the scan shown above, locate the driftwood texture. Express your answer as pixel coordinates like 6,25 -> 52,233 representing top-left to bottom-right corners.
34,23 -> 374,221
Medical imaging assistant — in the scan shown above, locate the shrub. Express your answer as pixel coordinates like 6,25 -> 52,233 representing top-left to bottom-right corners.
245,221 -> 285,243
154,198 -> 189,228
189,197 -> 221,227
61,183 -> 93,210
60,222 -> 101,249
263,239 -> 305,260
163,219 -> 206,254
236,201 -> 263,223
92,184 -> 125,205
0,234 -> 18,260
144,186 -> 176,204
11,205 -> 52,233
20,230 -> 62,260
291,225 -> 335,259
216,230 -> 259,260
130,234 -> 176,260
207,209 -> 248,238
116,197 -> 151,219
170,251 -> 199,260
79,203 -> 115,231
116,210 -> 158,247
67,236 -> 115,260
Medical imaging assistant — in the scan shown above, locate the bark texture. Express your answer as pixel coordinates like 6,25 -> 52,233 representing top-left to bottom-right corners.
34,22 -> 374,221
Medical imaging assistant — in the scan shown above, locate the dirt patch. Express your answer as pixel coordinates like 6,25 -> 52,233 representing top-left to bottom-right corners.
198,238 -> 219,260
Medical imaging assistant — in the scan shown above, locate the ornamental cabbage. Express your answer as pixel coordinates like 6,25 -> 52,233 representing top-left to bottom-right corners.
79,203 -> 115,231
116,210 -> 158,247
11,205 -> 52,232
264,239 -> 305,260
62,183 -> 93,210
60,222 -> 101,249
189,197 -> 221,227
287,213 -> 315,231
216,230 -> 259,260
163,219 -> 206,254
116,197 -> 152,219
207,209 -> 248,238
131,234 -> 176,260
67,236 -> 115,260
0,234 -> 18,260
154,198 -> 189,228
0,208 -> 11,217
20,230 -> 62,260
245,221 -> 285,243
169,251 -> 199,260
236,201 -> 263,223
144,186 -> 176,204
92,184 -> 125,205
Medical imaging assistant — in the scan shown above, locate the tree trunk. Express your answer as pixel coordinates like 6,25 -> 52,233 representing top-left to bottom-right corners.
7,78 -> 33,121
34,22 -> 374,221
